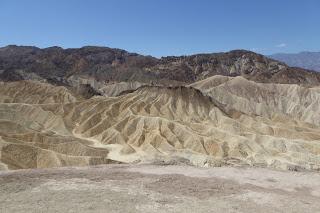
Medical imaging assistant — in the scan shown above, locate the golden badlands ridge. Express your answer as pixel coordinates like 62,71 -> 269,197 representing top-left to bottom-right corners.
0,76 -> 319,171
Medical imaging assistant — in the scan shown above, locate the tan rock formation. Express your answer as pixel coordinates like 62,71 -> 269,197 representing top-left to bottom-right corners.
0,78 -> 319,171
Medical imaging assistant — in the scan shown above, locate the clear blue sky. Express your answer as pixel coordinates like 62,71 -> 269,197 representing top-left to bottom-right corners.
0,0 -> 319,57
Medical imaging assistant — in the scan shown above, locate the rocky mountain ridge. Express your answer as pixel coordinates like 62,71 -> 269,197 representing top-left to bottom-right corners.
1,45 -> 320,91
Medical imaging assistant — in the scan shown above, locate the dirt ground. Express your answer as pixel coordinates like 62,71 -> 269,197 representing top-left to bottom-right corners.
1,164 -> 320,213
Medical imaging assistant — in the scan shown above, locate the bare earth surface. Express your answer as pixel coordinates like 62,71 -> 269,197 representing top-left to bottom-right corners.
1,77 -> 320,171
1,164 -> 320,213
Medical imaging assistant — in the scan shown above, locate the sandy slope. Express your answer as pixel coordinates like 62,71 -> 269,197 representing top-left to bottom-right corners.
0,81 -> 77,104
0,78 -> 319,170
190,75 -> 320,126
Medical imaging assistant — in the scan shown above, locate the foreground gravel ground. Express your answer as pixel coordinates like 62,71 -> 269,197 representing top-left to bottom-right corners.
1,164 -> 320,213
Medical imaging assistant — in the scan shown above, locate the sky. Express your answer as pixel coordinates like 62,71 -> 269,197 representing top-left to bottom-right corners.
0,0 -> 319,57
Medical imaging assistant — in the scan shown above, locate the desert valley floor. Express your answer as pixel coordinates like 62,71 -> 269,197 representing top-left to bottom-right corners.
1,164 -> 320,213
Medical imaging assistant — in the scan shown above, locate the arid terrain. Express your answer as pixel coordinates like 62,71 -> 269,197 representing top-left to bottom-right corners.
1,164 -> 320,213
0,75 -> 320,171
0,46 -> 320,212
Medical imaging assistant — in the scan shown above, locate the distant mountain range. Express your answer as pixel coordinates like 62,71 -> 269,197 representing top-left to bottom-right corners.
1,45 -> 320,90
269,52 -> 320,72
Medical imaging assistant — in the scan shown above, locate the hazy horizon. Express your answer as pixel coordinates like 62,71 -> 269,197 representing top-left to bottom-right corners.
1,44 -> 320,59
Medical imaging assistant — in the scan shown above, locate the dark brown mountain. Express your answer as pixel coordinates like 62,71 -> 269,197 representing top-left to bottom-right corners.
1,45 -> 320,88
